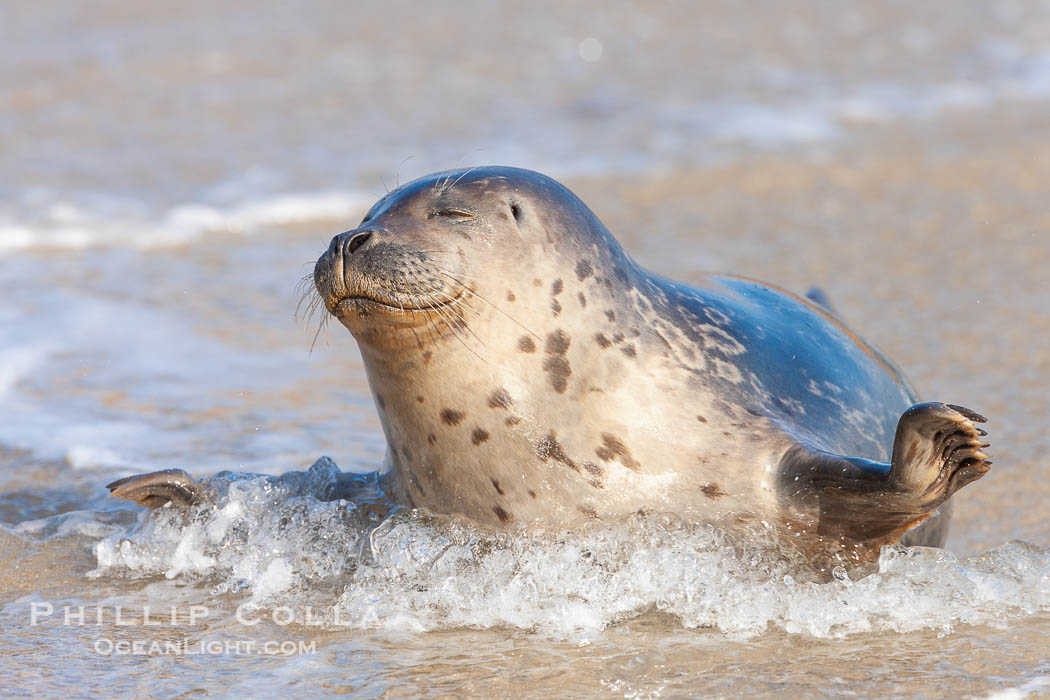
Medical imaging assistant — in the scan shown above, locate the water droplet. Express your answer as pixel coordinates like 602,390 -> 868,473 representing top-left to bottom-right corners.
578,37 -> 603,62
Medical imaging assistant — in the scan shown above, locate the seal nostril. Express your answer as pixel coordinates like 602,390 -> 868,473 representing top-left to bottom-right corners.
347,231 -> 373,254
510,203 -> 522,222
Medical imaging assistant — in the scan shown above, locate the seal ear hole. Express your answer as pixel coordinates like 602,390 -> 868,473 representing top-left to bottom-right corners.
510,203 -> 523,222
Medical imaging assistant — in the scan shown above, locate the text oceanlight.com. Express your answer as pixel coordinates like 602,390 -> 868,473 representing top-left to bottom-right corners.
93,639 -> 316,656
28,604 -> 329,656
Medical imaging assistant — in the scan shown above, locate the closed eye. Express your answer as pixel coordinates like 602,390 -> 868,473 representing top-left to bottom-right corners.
429,207 -> 477,221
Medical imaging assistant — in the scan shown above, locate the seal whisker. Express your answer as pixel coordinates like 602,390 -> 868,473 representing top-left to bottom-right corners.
419,289 -> 466,335
296,285 -> 323,323
395,156 -> 415,189
308,312 -> 331,355
421,288 -> 487,348
420,309 -> 442,348
433,151 -> 484,193
296,271 -> 317,295
408,324 -> 425,352
426,309 -> 453,346
444,166 -> 481,194
444,297 -> 488,347
302,296 -> 322,325
410,285 -> 490,363
435,171 -> 452,192
298,287 -> 325,325
425,302 -> 488,364
432,268 -> 541,340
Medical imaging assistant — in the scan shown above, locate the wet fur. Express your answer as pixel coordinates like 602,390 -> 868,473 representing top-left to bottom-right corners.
299,166 -> 990,556
108,167 -> 990,562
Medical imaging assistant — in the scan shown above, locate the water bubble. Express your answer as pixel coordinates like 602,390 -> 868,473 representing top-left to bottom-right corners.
831,565 -> 852,586
578,38 -> 603,63
89,461 -> 1050,639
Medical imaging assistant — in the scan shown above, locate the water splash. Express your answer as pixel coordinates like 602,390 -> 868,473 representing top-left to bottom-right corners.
87,459 -> 1050,639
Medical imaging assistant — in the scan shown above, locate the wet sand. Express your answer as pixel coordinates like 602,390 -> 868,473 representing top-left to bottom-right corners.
2,1 -> 1049,696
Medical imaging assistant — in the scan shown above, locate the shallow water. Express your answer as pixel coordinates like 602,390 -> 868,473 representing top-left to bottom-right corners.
3,1 -> 1050,697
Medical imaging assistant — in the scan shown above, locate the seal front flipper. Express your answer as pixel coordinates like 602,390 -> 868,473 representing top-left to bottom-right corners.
106,468 -> 202,508
779,402 -> 991,551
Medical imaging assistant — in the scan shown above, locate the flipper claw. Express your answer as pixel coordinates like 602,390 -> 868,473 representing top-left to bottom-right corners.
945,404 -> 987,423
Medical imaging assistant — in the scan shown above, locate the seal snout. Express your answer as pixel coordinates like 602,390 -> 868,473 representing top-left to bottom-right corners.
313,223 -> 465,327
314,227 -> 381,312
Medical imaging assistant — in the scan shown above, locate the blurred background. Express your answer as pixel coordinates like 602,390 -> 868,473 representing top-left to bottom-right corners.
2,2 -> 1050,694
5,0 -> 1048,544
4,0 -> 1050,545
5,1 -> 1050,245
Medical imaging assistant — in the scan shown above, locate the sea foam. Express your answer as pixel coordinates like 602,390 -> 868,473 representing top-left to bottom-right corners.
87,459 -> 1050,639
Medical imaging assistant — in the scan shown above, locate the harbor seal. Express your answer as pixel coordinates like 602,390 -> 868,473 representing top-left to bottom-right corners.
109,166 -> 991,559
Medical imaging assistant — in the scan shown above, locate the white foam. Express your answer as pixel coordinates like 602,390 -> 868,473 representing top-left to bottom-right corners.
16,509 -> 128,539
87,461 -> 1050,640
0,274 -> 352,475
66,446 -> 130,470
0,226 -> 39,253
4,45 -> 1050,261
0,189 -> 372,254
713,105 -> 838,146
986,677 -> 1050,700
253,558 -> 296,599
0,345 -> 46,399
